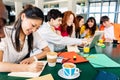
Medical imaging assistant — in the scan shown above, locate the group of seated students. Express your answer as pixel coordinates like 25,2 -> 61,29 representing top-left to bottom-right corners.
0,4 -> 87,72
49,9 -> 120,43
0,3 -> 120,73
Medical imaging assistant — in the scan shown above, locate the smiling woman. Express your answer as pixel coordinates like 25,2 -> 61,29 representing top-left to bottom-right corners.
0,4 -> 50,72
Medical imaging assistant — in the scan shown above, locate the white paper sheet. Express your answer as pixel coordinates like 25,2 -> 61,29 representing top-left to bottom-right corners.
8,61 -> 47,78
57,57 -> 63,63
67,45 -> 80,52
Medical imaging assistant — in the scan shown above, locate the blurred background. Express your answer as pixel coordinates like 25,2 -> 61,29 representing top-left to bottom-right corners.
2,0 -> 120,25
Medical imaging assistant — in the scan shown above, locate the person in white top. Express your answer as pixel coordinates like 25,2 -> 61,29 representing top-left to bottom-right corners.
100,16 -> 115,41
37,9 -> 87,51
0,4 -> 50,72
104,25 -> 115,40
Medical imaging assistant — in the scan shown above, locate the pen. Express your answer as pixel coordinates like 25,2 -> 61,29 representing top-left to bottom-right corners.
33,56 -> 38,62
62,58 -> 70,63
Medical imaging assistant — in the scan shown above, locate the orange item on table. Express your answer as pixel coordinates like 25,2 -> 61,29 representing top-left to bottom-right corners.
58,51 -> 88,63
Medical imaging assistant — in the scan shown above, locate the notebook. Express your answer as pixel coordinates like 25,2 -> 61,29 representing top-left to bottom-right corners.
58,51 -> 88,63
8,61 -> 47,78
27,74 -> 54,80
85,54 -> 120,68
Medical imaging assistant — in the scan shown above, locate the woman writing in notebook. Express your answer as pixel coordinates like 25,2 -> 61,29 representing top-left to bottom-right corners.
0,5 -> 50,72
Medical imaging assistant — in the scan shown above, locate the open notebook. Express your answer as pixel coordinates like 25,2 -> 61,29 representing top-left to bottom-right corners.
8,61 -> 47,78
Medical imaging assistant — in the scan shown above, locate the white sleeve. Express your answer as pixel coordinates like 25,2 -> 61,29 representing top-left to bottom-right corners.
33,32 -> 48,50
30,32 -> 48,56
37,24 -> 82,46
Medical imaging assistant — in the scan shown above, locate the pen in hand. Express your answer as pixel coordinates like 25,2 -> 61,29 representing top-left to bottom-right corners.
33,56 -> 44,66
33,56 -> 38,62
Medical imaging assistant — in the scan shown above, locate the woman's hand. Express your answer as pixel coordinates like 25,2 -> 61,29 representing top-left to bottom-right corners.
84,29 -> 89,35
27,62 -> 44,72
20,57 -> 34,64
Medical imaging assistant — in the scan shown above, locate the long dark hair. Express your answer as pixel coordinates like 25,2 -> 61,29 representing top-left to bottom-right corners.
84,17 -> 97,36
75,15 -> 84,38
12,4 -> 44,54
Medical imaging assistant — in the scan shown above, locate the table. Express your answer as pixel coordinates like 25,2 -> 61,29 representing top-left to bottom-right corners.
95,42 -> 120,64
0,62 -> 97,80
0,42 -> 120,80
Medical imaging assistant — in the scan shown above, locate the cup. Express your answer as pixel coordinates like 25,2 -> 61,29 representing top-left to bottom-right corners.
47,52 -> 57,67
95,44 -> 104,53
62,63 -> 79,77
113,40 -> 118,44
83,45 -> 90,53
95,42 -> 106,53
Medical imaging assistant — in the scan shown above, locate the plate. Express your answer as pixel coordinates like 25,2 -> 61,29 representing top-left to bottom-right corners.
58,69 -> 80,79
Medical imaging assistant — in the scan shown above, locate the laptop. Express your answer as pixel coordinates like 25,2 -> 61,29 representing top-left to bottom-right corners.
78,31 -> 104,49
89,31 -> 104,48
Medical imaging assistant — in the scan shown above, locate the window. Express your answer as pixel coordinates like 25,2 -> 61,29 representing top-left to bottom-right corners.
50,4 -> 59,8
118,14 -> 120,23
109,2 -> 116,12
109,14 -> 114,23
102,13 -> 108,16
102,2 -> 109,12
87,0 -> 119,24
90,3 -> 101,13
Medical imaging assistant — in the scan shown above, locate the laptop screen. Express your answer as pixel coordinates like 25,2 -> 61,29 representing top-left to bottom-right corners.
78,31 -> 104,49
89,31 -> 104,48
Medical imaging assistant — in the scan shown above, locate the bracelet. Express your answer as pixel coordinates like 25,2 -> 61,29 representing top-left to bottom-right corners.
33,56 -> 38,62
